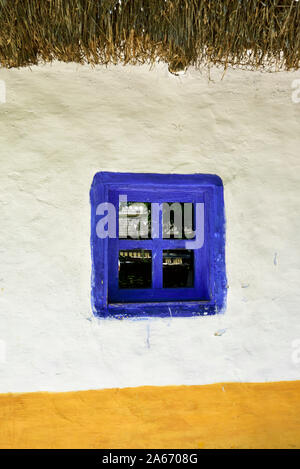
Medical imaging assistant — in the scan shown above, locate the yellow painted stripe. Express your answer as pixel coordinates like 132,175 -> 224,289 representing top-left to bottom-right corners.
0,382 -> 300,449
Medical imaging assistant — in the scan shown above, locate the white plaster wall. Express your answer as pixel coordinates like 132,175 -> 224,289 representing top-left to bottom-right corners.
0,62 -> 300,392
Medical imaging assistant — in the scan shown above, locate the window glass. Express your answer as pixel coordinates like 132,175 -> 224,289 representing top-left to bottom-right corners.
119,202 -> 151,239
163,250 -> 194,288
162,202 -> 195,239
119,250 -> 152,289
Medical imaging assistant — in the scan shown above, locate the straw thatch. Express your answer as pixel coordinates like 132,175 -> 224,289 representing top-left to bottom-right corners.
0,0 -> 299,70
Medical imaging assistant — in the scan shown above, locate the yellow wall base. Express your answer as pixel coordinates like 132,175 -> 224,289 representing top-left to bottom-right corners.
0,381 -> 300,449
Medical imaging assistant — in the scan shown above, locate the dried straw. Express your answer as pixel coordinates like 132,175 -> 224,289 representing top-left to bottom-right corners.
0,0 -> 299,70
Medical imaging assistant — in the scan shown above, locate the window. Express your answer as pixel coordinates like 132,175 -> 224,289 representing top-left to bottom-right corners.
90,172 -> 226,318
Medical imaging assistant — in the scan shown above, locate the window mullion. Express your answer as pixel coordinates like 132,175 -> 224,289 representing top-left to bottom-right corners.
152,245 -> 163,289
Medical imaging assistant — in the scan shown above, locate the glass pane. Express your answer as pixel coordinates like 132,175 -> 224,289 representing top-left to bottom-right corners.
162,203 -> 195,239
163,250 -> 194,288
119,202 -> 151,239
119,250 -> 152,289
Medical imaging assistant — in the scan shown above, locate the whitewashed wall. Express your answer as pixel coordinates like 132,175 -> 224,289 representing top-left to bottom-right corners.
0,63 -> 300,392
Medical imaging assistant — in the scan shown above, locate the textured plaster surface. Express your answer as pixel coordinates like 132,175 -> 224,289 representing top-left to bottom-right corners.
0,63 -> 299,392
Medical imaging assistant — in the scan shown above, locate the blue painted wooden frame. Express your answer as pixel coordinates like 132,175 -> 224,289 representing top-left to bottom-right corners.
90,172 -> 227,319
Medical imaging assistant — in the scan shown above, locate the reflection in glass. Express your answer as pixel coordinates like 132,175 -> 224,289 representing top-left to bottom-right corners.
119,202 -> 151,239
162,203 -> 195,239
119,250 -> 152,289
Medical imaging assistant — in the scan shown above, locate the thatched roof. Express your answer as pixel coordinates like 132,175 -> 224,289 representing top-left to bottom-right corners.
0,0 -> 299,71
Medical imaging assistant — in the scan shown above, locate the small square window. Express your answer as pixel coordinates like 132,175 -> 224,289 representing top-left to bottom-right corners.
90,172 -> 227,318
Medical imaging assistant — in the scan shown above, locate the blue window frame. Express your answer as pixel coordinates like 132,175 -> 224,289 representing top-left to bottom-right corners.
90,172 -> 227,318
